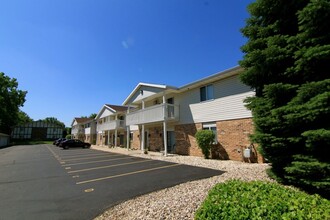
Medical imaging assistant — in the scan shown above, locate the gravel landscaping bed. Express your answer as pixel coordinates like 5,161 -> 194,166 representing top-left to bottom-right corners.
92,146 -> 273,220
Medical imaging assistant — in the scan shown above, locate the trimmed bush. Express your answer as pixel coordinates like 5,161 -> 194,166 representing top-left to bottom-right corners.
195,180 -> 330,220
195,130 -> 215,159
65,134 -> 72,139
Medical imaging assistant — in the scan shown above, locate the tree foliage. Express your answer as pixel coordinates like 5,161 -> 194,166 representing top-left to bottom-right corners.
240,0 -> 330,198
0,72 -> 27,134
17,110 -> 33,125
195,130 -> 215,159
39,117 -> 65,128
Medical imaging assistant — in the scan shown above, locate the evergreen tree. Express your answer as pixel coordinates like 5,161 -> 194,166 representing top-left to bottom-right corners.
240,0 -> 330,198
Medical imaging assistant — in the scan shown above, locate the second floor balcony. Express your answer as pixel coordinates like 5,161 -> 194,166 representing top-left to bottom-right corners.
85,127 -> 91,135
96,120 -> 125,132
126,103 -> 179,126
71,127 -> 84,135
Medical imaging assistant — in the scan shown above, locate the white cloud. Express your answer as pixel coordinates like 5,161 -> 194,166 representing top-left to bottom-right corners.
121,37 -> 135,49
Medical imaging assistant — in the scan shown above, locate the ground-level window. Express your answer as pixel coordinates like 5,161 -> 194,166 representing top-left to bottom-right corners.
202,122 -> 217,144
130,132 -> 134,141
200,84 -> 214,102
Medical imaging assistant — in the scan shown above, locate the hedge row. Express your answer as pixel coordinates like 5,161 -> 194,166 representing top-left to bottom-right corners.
195,180 -> 330,220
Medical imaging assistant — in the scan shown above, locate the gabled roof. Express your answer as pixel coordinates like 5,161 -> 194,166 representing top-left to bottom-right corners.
122,83 -> 178,105
75,118 -> 93,123
95,104 -> 128,120
71,117 -> 93,126
105,104 -> 128,113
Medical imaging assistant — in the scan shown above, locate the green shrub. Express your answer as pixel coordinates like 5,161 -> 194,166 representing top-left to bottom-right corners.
65,134 -> 72,139
195,180 -> 330,220
195,130 -> 215,159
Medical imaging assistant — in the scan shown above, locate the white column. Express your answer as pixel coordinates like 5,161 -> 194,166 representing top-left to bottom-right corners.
162,92 -> 167,156
141,125 -> 145,152
115,115 -> 118,147
126,126 -> 130,150
107,130 -> 110,146
115,129 -> 118,147
126,107 -> 130,150
163,121 -> 167,157
141,100 -> 145,153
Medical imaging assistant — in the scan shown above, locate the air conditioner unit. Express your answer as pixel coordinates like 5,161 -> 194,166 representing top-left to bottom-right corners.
243,148 -> 251,158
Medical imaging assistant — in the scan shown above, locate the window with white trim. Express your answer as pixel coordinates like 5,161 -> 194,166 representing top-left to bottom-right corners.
200,84 -> 214,102
202,122 -> 218,144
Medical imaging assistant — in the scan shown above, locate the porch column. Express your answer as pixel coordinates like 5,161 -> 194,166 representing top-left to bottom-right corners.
162,92 -> 168,156
163,121 -> 168,156
115,129 -> 118,147
107,130 -> 110,146
141,125 -> 145,152
126,106 -> 130,150
126,126 -> 130,150
141,100 -> 145,153
115,115 -> 118,147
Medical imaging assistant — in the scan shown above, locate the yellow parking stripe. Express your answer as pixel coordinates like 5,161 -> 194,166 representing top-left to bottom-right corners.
61,154 -> 121,162
68,159 -> 151,173
62,156 -> 132,167
76,163 -> 181,185
59,153 -> 111,159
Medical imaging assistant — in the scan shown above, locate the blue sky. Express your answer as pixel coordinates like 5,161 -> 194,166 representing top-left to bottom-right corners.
1,0 -> 253,127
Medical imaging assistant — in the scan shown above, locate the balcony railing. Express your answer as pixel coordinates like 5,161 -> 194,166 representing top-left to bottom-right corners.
96,120 -> 125,132
126,103 -> 179,125
71,128 -> 84,135
85,127 -> 91,134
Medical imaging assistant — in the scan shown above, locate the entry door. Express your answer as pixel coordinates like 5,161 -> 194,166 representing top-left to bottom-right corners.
167,131 -> 176,153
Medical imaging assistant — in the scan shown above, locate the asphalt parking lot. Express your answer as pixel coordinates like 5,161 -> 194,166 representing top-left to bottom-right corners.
0,144 -> 224,219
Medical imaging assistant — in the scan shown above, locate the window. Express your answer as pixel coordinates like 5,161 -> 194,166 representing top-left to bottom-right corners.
202,122 -> 218,144
200,85 -> 214,102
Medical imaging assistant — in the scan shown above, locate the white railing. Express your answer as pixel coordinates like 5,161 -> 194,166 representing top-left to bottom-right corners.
71,128 -> 84,135
85,127 -> 91,134
96,120 -> 125,132
126,103 -> 179,125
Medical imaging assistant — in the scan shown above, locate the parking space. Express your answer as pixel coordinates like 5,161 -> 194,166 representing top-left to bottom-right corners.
49,146 -> 224,188
1,144 -> 224,220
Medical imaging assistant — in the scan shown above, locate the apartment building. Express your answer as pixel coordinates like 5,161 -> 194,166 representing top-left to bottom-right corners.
95,104 -> 140,149
123,66 -> 262,162
71,117 -> 96,143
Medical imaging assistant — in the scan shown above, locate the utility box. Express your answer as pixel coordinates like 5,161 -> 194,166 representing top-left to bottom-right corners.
243,148 -> 251,158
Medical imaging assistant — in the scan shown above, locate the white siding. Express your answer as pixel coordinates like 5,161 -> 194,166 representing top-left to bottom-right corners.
177,75 -> 254,124
99,109 -> 113,119
127,86 -> 165,104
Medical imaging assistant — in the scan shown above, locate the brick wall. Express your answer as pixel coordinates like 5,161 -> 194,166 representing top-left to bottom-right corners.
130,130 -> 140,150
174,123 -> 202,156
148,126 -> 163,151
174,118 -> 263,163
216,118 -> 262,162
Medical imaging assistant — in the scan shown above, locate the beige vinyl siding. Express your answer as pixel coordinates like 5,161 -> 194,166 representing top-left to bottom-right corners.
99,109 -> 112,118
128,86 -> 166,104
177,75 -> 254,124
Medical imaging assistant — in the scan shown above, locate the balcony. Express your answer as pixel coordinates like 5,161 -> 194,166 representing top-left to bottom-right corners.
71,128 -> 84,135
85,127 -> 91,134
96,120 -> 125,132
126,103 -> 179,125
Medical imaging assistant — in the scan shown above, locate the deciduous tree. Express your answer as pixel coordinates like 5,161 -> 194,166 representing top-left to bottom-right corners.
0,72 -> 27,134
